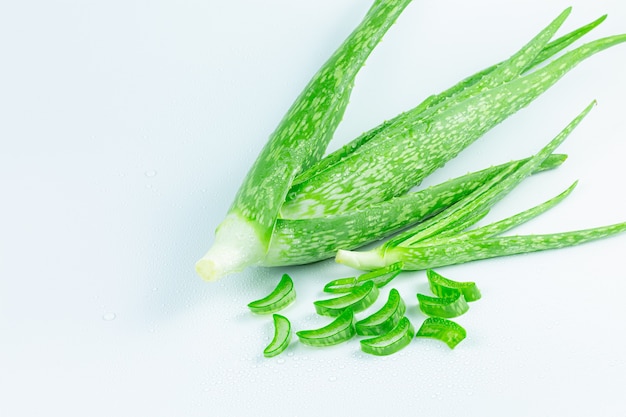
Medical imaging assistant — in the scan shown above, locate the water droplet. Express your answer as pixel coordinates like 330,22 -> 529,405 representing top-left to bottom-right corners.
277,358 -> 285,364
145,170 -> 157,177
328,376 -> 337,382
102,312 -> 116,321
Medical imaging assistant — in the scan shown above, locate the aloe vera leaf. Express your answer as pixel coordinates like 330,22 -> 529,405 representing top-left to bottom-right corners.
336,105 -> 626,270
336,222 -> 626,271
289,13 -> 603,195
231,0 -> 414,228
422,209 -> 491,242
528,14 -> 607,71
264,156 -> 565,266
449,8 -> 572,97
386,102 -> 594,248
431,181 -> 578,244
281,32 -> 626,219
382,161 -> 522,248
196,0 -> 413,281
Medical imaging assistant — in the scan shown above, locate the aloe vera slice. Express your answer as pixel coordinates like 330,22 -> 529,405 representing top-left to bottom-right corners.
355,288 -> 406,336
314,281 -> 379,317
296,308 -> 356,347
417,290 -> 469,318
323,262 -> 404,294
323,277 -> 358,294
415,317 -> 467,349
247,274 -> 296,314
263,314 -> 292,358
356,261 -> 403,287
426,269 -> 481,302
360,317 -> 415,356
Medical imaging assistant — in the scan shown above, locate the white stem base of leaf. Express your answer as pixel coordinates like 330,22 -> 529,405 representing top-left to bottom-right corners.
335,249 -> 388,271
195,213 -> 265,281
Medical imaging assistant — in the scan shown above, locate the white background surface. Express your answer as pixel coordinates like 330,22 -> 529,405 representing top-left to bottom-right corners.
2,1 -> 626,416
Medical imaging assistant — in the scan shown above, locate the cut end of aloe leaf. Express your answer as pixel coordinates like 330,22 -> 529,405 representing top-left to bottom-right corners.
195,248 -> 251,282
335,249 -> 388,271
195,213 -> 265,282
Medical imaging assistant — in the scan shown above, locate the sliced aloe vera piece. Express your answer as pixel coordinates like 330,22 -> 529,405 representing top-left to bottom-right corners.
360,316 -> 415,356
356,261 -> 403,287
415,317 -> 467,349
355,288 -> 406,336
263,314 -> 292,358
417,290 -> 469,318
247,273 -> 296,314
426,269 -> 481,302
323,262 -> 404,294
314,281 -> 379,316
296,308 -> 356,347
323,277 -> 357,294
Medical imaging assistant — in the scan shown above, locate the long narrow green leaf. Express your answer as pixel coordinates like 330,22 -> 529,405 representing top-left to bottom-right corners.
335,102 -> 626,270
450,8 -> 572,97
281,31 -> 626,219
232,0 -> 412,238
528,14 -> 607,70
385,102 -> 594,248
336,222 -> 626,271
289,12 -> 604,193
426,209 -> 491,241
264,155 -> 565,265
196,0 -> 413,280
433,181 -> 578,244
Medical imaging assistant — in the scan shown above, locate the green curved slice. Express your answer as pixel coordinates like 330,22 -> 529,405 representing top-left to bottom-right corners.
355,288 -> 406,336
360,316 -> 415,356
263,314 -> 292,358
417,290 -> 469,318
323,277 -> 357,294
247,274 -> 296,314
356,261 -> 403,287
323,262 -> 404,294
426,269 -> 481,302
415,317 -> 467,349
296,308 -> 356,347
314,281 -> 379,316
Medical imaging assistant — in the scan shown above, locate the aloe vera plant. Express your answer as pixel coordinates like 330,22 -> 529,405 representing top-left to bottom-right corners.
196,1 -> 626,282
